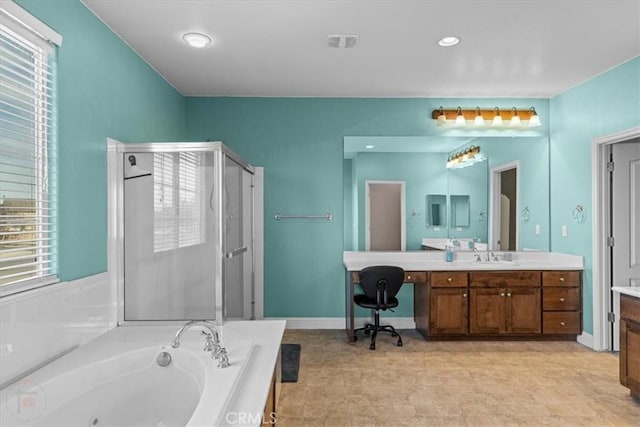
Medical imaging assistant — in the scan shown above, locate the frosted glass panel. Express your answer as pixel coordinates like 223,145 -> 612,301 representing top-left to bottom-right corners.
124,151 -> 216,321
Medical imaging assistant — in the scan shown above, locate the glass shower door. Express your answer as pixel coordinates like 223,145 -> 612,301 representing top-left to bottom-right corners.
222,155 -> 254,320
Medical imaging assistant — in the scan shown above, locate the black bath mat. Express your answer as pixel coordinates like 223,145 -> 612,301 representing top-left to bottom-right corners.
281,343 -> 301,383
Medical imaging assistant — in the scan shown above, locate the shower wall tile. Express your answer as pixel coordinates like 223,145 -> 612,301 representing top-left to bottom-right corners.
0,273 -> 115,386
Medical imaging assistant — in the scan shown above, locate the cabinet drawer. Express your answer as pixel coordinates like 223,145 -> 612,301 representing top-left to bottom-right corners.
621,294 -> 640,324
542,271 -> 581,287
404,271 -> 427,283
470,271 -> 541,287
543,288 -> 580,311
543,312 -> 581,334
431,272 -> 468,287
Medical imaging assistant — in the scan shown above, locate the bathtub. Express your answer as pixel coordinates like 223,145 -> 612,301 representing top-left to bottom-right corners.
0,322 -> 285,427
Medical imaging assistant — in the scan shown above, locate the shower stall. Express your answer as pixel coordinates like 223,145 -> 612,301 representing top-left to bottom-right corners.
107,140 -> 260,324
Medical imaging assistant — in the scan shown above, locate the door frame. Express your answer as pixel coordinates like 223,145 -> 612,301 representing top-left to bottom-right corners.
592,126 -> 640,351
489,161 -> 520,251
364,180 -> 406,251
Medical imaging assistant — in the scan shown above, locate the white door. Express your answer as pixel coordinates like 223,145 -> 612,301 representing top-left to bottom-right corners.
612,140 -> 640,351
366,181 -> 405,251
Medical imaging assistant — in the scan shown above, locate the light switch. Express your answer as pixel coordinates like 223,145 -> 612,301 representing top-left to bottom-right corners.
535,224 -> 541,235
433,227 -> 440,231
561,225 -> 568,237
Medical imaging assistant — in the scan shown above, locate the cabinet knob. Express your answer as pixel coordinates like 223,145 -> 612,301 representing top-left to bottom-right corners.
447,277 -> 452,282
560,297 -> 565,302
507,293 -> 512,297
559,277 -> 565,282
500,292 -> 505,297
407,275 -> 412,280
463,293 -> 467,298
560,321 -> 566,326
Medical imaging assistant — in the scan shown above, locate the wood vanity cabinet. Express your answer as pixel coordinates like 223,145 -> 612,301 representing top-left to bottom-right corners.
414,269 -> 581,340
542,271 -> 582,335
469,272 -> 541,335
428,272 -> 468,335
620,294 -> 640,399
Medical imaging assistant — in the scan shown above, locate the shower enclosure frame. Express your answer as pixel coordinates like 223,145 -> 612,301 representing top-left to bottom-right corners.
107,139 -> 261,325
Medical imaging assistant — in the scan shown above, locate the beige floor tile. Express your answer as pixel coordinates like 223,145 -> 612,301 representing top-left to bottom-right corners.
278,330 -> 640,427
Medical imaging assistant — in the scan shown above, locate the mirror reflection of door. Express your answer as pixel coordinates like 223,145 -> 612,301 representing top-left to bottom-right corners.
491,163 -> 518,251
366,181 -> 405,251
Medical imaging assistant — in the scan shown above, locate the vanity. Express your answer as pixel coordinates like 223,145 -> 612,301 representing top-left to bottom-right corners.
612,287 -> 640,400
344,251 -> 583,342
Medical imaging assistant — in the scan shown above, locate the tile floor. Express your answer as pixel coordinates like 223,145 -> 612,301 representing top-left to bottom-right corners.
276,329 -> 640,426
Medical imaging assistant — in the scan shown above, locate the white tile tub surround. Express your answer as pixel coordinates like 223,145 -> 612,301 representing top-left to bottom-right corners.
0,273 -> 115,387
343,250 -> 584,271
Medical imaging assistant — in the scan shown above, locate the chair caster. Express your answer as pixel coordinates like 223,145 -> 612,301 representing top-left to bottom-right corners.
369,342 -> 376,350
397,338 -> 403,347
364,329 -> 370,335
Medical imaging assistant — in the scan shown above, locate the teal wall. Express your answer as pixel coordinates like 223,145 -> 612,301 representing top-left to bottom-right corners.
16,0 -> 186,281
185,97 -> 548,317
550,57 -> 640,334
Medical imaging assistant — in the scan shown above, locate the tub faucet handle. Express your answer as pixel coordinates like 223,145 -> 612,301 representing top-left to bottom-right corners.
216,348 -> 230,368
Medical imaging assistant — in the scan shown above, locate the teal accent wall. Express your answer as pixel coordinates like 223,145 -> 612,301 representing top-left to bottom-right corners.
16,0 -> 186,281
185,97 -> 548,317
550,57 -> 640,334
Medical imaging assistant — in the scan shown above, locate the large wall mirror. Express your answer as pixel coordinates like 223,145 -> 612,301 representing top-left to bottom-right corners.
343,136 -> 550,252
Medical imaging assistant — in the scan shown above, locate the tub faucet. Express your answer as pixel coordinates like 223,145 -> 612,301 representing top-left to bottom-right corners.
171,320 -> 230,368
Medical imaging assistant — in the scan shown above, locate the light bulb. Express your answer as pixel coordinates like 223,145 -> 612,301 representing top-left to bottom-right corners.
510,108 -> 521,127
183,32 -> 212,48
528,107 -> 541,127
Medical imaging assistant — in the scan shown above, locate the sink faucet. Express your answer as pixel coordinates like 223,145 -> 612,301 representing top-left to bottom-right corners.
171,320 -> 230,368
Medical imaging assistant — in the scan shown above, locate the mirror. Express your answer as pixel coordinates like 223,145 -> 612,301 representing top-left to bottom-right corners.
343,136 -> 550,252
450,195 -> 470,227
426,194 -> 446,227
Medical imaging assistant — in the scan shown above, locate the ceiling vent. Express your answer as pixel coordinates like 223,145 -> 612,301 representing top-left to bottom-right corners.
327,34 -> 359,48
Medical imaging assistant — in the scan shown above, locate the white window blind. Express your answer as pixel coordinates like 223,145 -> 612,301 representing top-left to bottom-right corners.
0,3 -> 60,296
153,152 -> 205,252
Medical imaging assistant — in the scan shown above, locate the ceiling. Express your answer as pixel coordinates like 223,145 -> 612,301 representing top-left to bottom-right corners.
81,0 -> 640,98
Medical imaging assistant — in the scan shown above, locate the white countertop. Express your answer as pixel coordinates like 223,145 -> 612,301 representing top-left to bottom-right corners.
612,286 -> 640,299
344,251 -> 583,271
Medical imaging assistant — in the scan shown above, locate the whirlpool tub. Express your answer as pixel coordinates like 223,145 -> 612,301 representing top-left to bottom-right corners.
1,322 -> 285,427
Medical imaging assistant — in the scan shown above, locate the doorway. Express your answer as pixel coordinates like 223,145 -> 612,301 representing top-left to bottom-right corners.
365,181 -> 405,251
490,162 -> 519,251
592,127 -> 640,351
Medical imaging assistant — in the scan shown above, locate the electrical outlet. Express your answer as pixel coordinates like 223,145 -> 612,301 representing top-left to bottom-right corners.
433,227 -> 440,231
561,225 -> 568,237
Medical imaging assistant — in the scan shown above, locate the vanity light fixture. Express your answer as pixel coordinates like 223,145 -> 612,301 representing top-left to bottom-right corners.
183,32 -> 212,48
473,107 -> 485,127
491,107 -> 504,127
446,145 -> 486,169
509,107 -> 521,127
454,107 -> 466,127
432,106 -> 541,128
528,107 -> 541,127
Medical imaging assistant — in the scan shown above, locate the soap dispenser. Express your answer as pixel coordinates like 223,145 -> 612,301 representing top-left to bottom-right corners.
445,246 -> 453,262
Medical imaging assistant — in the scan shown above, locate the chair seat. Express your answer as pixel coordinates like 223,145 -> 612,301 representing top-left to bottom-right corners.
354,294 -> 399,310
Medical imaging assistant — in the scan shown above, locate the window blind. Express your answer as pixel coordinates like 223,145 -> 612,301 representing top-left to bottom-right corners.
0,3 -> 60,295
153,152 -> 205,252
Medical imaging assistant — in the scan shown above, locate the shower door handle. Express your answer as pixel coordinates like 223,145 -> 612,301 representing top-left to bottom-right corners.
225,246 -> 248,259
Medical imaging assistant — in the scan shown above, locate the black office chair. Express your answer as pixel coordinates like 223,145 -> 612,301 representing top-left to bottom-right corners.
353,265 -> 405,350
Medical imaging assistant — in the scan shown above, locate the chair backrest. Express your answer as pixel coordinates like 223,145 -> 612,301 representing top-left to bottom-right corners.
359,266 -> 405,310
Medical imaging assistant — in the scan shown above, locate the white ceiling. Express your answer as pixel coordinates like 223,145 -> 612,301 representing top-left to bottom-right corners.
82,0 -> 640,98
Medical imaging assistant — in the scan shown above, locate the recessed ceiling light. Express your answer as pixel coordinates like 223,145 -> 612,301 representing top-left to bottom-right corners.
365,145 -> 374,149
438,36 -> 460,47
183,32 -> 212,48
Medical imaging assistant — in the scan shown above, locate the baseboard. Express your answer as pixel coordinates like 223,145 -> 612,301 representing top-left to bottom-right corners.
267,317 -> 416,330
577,331 -> 595,349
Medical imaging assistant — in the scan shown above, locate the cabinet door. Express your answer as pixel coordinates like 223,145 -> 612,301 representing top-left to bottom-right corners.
506,287 -> 541,334
429,287 -> 468,335
470,288 -> 506,334
620,319 -> 640,390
